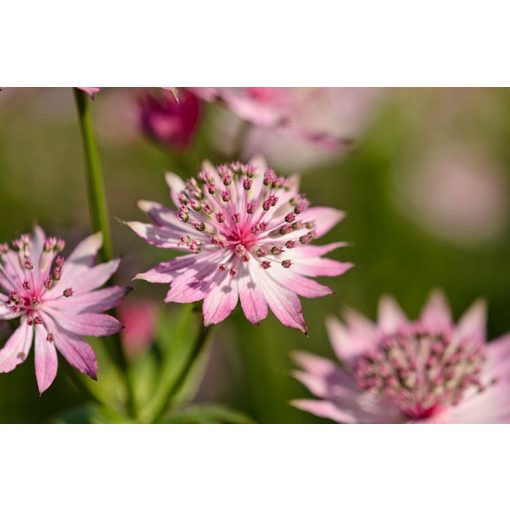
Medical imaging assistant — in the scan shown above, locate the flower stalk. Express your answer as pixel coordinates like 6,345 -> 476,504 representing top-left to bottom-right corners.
73,88 -> 136,418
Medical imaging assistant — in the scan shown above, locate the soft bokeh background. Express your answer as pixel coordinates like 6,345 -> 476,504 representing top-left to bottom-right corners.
1,87 -> 510,423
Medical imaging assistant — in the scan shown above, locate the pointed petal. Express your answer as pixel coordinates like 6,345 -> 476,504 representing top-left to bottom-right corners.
34,324 -> 58,393
165,172 -> 186,207
47,286 -> 130,314
0,320 -> 32,372
291,399 -> 356,423
326,313 -> 377,363
298,207 -> 345,237
56,336 -> 98,380
203,274 -> 239,326
48,311 -> 122,337
238,260 -> 268,324
378,295 -> 408,334
252,263 -> 306,333
63,259 -> 121,295
134,254 -> 202,284
267,264 -> 333,298
293,258 -> 353,278
454,299 -> 487,347
420,290 -> 452,331
67,232 -> 103,266
126,221 -> 189,250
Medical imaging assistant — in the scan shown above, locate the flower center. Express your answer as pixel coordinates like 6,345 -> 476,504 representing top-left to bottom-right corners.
352,328 -> 495,420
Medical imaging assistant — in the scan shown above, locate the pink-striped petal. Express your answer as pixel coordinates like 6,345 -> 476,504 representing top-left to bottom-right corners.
298,207 -> 345,237
238,261 -> 268,325
48,311 -> 122,337
126,221 -> 188,250
47,286 -> 130,314
165,172 -> 186,207
378,295 -> 408,334
67,232 -> 103,266
34,324 -> 58,393
0,319 -> 32,372
203,274 -> 239,326
420,290 -> 452,332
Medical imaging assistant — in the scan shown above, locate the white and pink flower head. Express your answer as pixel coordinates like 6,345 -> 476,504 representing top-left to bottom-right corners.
292,292 -> 510,423
0,227 -> 129,393
127,158 -> 352,333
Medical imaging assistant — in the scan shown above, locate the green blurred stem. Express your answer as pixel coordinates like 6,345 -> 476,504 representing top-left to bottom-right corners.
73,88 -> 113,261
152,324 -> 212,423
73,88 -> 136,418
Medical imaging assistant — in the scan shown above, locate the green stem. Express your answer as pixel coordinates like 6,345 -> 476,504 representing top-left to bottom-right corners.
152,324 -> 212,423
73,88 -> 136,418
73,88 -> 113,261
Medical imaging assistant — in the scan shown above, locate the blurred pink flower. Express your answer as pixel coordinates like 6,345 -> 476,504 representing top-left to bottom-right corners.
398,144 -> 509,246
77,87 -> 101,99
127,157 -> 352,333
191,87 -> 380,170
118,299 -> 158,358
0,227 -> 128,393
139,89 -> 201,151
293,292 -> 510,423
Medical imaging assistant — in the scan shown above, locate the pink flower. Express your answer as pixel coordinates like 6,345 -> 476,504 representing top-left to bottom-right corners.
118,299 -> 158,358
0,227 -> 129,393
77,87 -> 101,99
139,89 -> 201,151
127,158 -> 352,333
292,292 -> 510,423
190,87 -> 377,154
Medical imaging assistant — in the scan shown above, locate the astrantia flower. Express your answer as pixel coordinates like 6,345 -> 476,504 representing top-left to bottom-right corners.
127,158 -> 352,333
190,87 -> 378,153
139,89 -> 201,151
292,292 -> 510,423
0,227 -> 129,393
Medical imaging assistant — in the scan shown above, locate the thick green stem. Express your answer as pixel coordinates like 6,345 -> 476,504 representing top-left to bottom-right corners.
152,324 -> 212,423
73,88 -> 136,418
73,88 -> 113,261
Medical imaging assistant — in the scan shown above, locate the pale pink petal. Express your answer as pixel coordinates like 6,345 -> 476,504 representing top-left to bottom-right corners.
252,264 -> 306,333
134,254 -> 200,283
419,290 -> 452,331
291,399 -> 358,423
77,87 -> 101,99
0,319 -> 32,372
137,200 -> 198,235
292,258 -> 353,277
62,259 -> 120,295
126,221 -> 189,250
267,264 -> 333,298
44,313 -> 97,379
48,311 -> 122,337
378,295 -> 408,334
165,172 -> 186,207
238,261 -> 268,325
34,324 -> 58,393
438,381 -> 510,423
298,207 -> 345,237
453,299 -> 487,347
67,232 -> 103,266
292,242 -> 349,258
485,334 -> 510,381
203,274 -> 239,326
47,286 -> 130,314
326,313 -> 377,363
292,352 -> 402,423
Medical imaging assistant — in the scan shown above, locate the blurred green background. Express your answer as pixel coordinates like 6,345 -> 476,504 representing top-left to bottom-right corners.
1,88 -> 510,423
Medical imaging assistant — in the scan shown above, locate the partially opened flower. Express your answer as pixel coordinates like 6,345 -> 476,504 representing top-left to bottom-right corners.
292,292 -> 510,423
139,89 -> 201,151
0,227 -> 129,393
127,158 -> 352,333
77,87 -> 101,99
